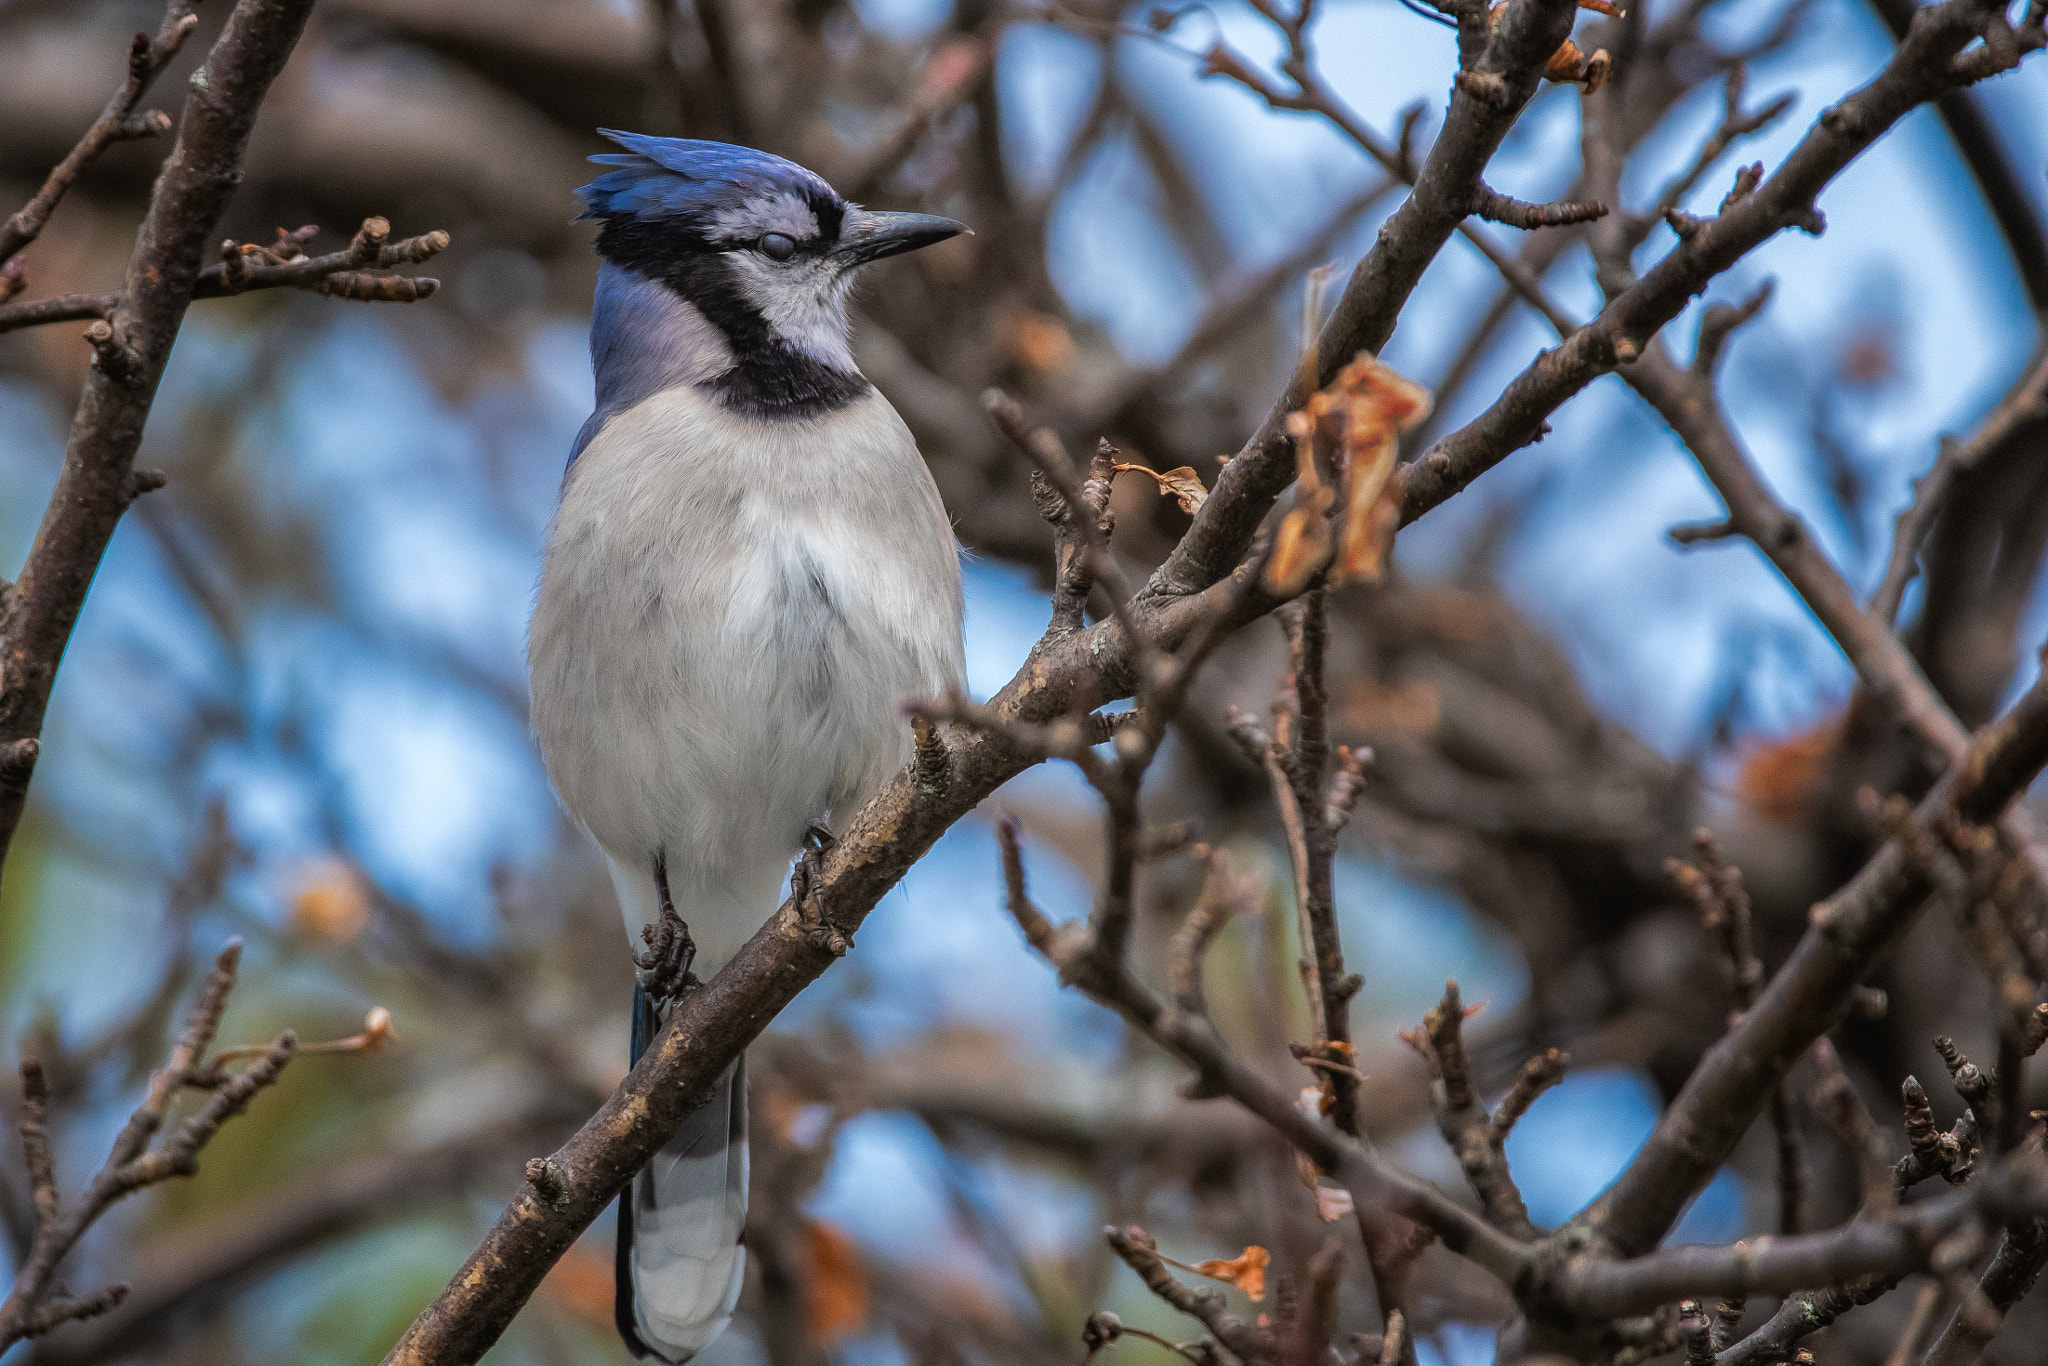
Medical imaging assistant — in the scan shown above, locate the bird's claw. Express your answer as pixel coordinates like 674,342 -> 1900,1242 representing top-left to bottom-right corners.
634,860 -> 697,1000
794,824 -> 850,957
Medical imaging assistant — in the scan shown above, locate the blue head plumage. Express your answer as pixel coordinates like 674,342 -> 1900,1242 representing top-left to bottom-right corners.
569,129 -> 967,439
575,131 -> 844,239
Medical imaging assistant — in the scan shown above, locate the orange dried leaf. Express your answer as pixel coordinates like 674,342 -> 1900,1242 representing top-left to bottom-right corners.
802,1218 -> 869,1344
1545,39 -> 1612,90
1113,462 -> 1208,515
1327,352 -> 1431,436
1328,354 -> 1428,584
1545,38 -> 1585,81
1190,1246 -> 1270,1301
1270,353 -> 1430,593
1337,443 -> 1402,584
1264,500 -> 1332,595
1576,0 -> 1624,14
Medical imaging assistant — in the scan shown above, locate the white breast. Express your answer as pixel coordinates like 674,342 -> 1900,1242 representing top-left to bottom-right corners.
528,384 -> 964,964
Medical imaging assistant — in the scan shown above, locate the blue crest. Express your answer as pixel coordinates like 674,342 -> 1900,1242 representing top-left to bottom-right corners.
575,131 -> 842,231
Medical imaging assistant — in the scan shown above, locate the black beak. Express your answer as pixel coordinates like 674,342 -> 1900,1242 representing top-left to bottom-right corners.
834,210 -> 969,267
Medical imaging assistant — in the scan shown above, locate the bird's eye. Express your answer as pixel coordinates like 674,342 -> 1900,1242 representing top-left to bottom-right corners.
759,233 -> 797,261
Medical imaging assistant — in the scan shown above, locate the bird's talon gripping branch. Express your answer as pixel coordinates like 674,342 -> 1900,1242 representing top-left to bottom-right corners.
633,859 -> 697,1001
793,828 -> 851,958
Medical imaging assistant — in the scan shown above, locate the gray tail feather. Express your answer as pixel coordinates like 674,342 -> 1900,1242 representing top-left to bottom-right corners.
616,984 -> 749,1363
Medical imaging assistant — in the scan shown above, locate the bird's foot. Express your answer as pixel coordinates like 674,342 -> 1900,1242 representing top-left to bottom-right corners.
634,858 -> 697,1001
793,824 -> 850,957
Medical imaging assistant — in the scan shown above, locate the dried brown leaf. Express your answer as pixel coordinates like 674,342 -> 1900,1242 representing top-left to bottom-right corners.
1545,38 -> 1612,90
1737,714 -> 1843,822
1338,437 -> 1402,583
1327,353 -> 1428,583
1264,496 -> 1334,596
1265,354 -> 1429,593
1327,351 -> 1432,437
1189,1246 -> 1270,1301
1113,462 -> 1208,515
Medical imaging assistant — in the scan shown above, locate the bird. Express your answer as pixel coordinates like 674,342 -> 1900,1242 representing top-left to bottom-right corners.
527,132 -> 967,1363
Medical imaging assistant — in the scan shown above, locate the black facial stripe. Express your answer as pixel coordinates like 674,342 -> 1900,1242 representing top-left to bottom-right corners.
805,190 -> 845,243
597,209 -> 840,263
595,215 -> 870,420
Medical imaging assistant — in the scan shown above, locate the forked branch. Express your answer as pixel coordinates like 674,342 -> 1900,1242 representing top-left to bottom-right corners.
0,943 -> 294,1350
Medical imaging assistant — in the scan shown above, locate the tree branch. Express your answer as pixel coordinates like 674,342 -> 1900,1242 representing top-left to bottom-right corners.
0,217 -> 448,334
1576,657 -> 2048,1256
0,0 -> 438,888
1403,0 -> 2044,526
1556,1147 -> 2048,1319
0,943 -> 295,1350
0,2 -> 199,268
1150,0 -> 1585,598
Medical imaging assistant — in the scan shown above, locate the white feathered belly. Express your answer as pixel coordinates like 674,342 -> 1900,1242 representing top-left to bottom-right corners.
529,384 -> 963,967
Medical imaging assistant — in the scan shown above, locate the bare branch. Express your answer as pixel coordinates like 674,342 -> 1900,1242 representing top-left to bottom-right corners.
1151,0 -> 1587,597
0,3 -> 201,268
1469,185 -> 1610,228
0,0 -> 323,875
0,218 -> 449,335
1104,1226 -> 1271,1362
1579,658 -> 2048,1256
1418,980 -> 1539,1238
1920,1215 -> 2048,1364
0,943 -> 295,1350
1560,1148 -> 2048,1318
1405,0 -> 2046,525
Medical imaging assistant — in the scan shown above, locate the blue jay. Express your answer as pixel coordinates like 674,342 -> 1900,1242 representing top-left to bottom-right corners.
528,132 -> 967,1361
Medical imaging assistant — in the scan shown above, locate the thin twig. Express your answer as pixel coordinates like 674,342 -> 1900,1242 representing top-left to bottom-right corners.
0,943 -> 295,1350
0,2 -> 201,268
0,218 -> 448,335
